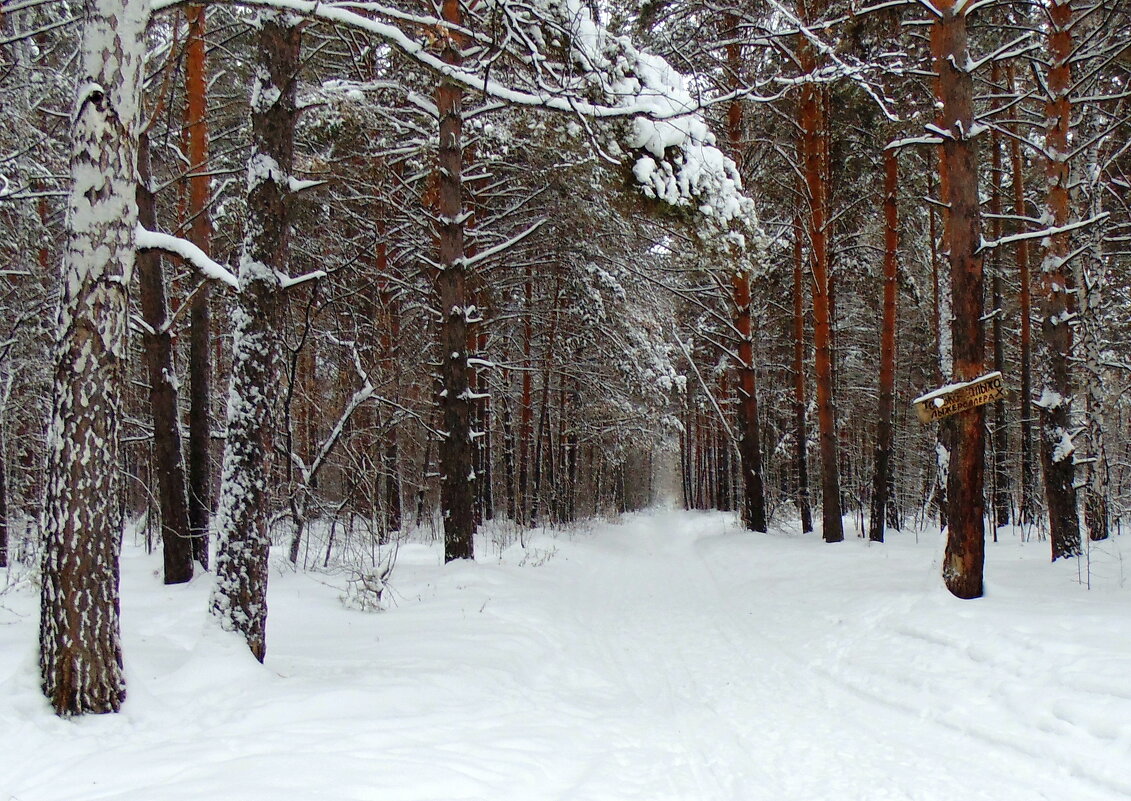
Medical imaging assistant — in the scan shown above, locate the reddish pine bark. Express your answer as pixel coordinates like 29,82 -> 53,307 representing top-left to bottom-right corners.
932,0 -> 986,599
184,2 -> 213,570
436,0 -> 475,561
798,0 -> 842,542
725,20 -> 767,532
1039,0 -> 1081,561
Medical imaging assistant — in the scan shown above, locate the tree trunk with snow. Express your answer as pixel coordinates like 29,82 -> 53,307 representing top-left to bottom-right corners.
1007,62 -> 1037,527
1038,0 -> 1081,562
39,0 -> 148,715
725,16 -> 767,534
933,0 -> 986,599
436,0 -> 475,561
210,13 -> 300,661
185,2 -> 213,571
137,132 -> 194,585
988,67 -> 1010,530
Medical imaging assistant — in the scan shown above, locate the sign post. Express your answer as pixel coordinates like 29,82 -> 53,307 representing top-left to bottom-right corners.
913,372 -> 1004,424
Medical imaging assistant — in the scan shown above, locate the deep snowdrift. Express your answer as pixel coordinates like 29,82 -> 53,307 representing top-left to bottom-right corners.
2,511 -> 1129,800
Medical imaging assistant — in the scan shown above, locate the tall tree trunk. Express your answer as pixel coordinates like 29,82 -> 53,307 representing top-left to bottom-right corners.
210,13 -> 300,661
1008,61 -> 1036,527
518,265 -> 533,525
933,0 -> 986,599
40,0 -> 147,715
988,62 -> 1010,530
185,2 -> 213,570
798,0 -> 842,542
377,225 -> 402,534
1076,142 -> 1109,542
725,14 -> 766,532
500,369 -> 518,521
792,215 -> 813,532
436,0 -> 475,561
1038,0 -> 1081,561
0,415 -> 7,568
137,133 -> 194,585
869,146 -> 899,543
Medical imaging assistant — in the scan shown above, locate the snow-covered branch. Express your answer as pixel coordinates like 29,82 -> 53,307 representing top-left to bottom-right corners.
135,226 -> 240,288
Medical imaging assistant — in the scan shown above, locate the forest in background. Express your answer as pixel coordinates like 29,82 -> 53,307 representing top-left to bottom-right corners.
0,0 -> 1129,715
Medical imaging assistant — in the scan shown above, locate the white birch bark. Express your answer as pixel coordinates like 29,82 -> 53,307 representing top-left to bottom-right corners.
39,0 -> 148,716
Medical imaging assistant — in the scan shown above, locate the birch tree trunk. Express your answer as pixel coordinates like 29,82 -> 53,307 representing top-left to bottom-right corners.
210,13 -> 300,661
39,0 -> 148,715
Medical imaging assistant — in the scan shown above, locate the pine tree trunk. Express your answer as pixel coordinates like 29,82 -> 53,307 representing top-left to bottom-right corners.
792,215 -> 813,532
1007,62 -> 1036,526
869,146 -> 899,543
137,133 -> 194,585
518,266 -> 534,525
436,0 -> 475,561
185,2 -> 213,570
798,0 -> 842,542
210,13 -> 300,660
1038,0 -> 1081,561
933,0 -> 986,599
988,66 -> 1011,529
500,374 -> 518,521
40,0 -> 147,715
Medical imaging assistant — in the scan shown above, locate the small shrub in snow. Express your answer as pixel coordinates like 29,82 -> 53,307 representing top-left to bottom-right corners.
340,561 -> 394,612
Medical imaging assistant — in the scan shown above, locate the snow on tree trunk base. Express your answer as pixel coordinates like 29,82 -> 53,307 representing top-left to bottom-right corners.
39,0 -> 147,716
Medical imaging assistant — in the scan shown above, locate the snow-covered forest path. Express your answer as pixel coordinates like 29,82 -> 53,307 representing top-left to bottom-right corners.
3,510 -> 1131,800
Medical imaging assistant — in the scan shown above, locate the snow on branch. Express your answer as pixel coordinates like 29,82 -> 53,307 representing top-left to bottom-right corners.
135,225 -> 240,288
148,0 -> 763,230
458,219 -> 546,269
978,212 -> 1110,253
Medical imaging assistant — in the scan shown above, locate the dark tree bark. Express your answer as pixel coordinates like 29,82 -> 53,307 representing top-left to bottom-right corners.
210,13 -> 300,661
869,146 -> 899,543
724,14 -> 767,533
517,265 -> 534,525
1038,0 -> 1081,561
40,0 -> 147,715
988,62 -> 1011,531
0,412 -> 7,568
792,215 -> 813,533
1008,61 -> 1037,527
185,2 -> 213,570
798,0 -> 842,542
436,0 -> 475,561
933,0 -> 986,599
137,133 -> 194,585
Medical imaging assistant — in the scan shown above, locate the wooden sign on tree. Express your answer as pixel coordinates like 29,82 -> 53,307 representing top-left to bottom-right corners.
913,372 -> 1005,424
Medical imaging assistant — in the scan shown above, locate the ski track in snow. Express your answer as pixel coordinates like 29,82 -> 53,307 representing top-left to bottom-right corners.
1,509 -> 1130,800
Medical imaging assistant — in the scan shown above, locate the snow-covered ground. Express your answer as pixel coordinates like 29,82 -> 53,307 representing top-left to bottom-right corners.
2,510 -> 1130,800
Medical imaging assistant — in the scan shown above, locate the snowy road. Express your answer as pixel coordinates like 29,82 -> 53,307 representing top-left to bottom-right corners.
2,510 -> 1130,800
